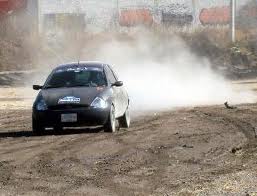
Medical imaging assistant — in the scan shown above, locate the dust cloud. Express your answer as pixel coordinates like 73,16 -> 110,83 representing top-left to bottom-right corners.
25,29 -> 256,111
88,31 -> 256,111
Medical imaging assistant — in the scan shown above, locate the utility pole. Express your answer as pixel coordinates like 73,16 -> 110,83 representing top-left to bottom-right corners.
192,0 -> 199,26
154,0 -> 160,25
231,0 -> 236,42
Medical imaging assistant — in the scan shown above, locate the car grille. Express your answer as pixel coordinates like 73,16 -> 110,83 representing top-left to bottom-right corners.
48,104 -> 89,110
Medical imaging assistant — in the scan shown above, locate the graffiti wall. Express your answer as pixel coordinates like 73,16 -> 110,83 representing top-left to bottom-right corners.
0,0 -> 36,38
0,0 -> 27,15
157,3 -> 193,26
161,12 -> 193,26
36,0 -> 257,32
238,2 -> 257,29
119,9 -> 153,27
40,0 -> 117,31
199,7 -> 230,25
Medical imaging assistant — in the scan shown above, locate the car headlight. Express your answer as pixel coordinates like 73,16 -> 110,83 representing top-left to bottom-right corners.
91,97 -> 108,109
36,98 -> 48,111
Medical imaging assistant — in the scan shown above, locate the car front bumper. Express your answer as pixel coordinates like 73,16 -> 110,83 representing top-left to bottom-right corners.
32,107 -> 110,128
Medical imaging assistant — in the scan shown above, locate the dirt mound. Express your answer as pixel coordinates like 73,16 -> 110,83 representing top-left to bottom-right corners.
183,31 -> 257,69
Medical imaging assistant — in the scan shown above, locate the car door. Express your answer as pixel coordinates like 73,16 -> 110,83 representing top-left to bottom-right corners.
104,65 -> 122,117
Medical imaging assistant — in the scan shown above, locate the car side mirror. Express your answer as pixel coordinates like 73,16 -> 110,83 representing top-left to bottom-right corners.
33,85 -> 43,90
112,81 -> 123,87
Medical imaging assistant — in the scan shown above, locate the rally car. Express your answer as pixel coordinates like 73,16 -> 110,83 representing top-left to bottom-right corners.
32,62 -> 130,134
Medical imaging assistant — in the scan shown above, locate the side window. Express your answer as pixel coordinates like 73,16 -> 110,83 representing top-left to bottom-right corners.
110,67 -> 119,81
105,66 -> 117,84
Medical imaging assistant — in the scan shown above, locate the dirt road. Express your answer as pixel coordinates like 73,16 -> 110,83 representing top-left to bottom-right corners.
1,100 -> 257,195
1,80 -> 257,195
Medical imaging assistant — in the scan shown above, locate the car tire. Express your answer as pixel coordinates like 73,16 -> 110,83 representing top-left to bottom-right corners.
32,118 -> 44,136
53,125 -> 63,134
119,106 -> 130,128
104,105 -> 116,133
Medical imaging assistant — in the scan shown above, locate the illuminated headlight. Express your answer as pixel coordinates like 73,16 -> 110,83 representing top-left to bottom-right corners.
91,97 -> 108,109
36,99 -> 48,111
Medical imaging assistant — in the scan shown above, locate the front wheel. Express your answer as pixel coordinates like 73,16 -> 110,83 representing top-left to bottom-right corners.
32,118 -> 44,136
119,106 -> 130,128
104,105 -> 117,133
53,125 -> 63,134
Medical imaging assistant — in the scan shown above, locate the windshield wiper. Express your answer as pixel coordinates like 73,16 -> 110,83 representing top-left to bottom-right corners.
44,84 -> 92,89
68,84 -> 91,88
44,85 -> 66,89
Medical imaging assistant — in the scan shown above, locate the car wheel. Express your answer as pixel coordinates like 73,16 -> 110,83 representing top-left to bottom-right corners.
53,125 -> 63,134
104,105 -> 116,133
119,106 -> 130,128
32,118 -> 44,136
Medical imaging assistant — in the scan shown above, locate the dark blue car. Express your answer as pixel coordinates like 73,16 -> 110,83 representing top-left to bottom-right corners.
32,62 -> 130,134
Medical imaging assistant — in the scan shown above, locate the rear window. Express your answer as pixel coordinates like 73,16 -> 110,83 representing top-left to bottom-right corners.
44,67 -> 107,88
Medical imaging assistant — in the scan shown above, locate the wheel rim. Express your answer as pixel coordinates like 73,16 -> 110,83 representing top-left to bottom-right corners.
111,107 -> 116,132
125,108 -> 130,127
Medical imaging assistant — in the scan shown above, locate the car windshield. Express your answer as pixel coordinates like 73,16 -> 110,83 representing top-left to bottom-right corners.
44,68 -> 107,88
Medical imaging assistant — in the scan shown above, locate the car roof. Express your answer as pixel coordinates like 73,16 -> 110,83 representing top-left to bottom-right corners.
55,61 -> 107,70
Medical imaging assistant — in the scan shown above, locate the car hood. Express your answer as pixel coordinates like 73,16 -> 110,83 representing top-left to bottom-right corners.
40,87 -> 106,106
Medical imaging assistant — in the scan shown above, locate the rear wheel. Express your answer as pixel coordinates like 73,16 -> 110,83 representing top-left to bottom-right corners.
104,105 -> 116,133
119,106 -> 130,128
32,118 -> 44,136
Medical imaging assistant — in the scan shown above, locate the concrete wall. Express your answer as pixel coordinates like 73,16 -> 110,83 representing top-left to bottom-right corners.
38,0 -> 252,32
39,0 -> 117,31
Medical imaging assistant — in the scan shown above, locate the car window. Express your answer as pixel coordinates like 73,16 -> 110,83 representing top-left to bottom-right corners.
76,71 -> 90,84
105,66 -> 117,84
109,66 -> 119,81
44,68 -> 107,88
